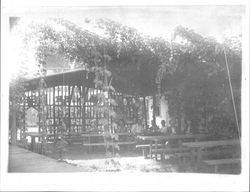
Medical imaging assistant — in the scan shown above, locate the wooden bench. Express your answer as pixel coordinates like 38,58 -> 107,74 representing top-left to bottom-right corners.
83,141 -> 136,146
203,158 -> 241,173
83,141 -> 136,152
116,141 -> 136,145
201,147 -> 240,159
152,147 -> 192,161
83,142 -> 106,146
136,144 -> 165,158
66,136 -> 86,144
46,133 -> 85,144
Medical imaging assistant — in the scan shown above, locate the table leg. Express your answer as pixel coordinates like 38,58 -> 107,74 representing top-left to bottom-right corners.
190,148 -> 197,168
150,141 -> 153,159
197,148 -> 203,164
178,139 -> 182,147
195,147 -> 203,171
214,165 -> 218,173
155,140 -> 158,160
88,137 -> 91,153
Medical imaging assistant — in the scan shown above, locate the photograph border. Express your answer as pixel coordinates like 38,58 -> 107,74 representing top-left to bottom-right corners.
1,0 -> 249,191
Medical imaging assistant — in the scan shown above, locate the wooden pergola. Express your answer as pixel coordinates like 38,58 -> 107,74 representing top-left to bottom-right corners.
16,68 -> 154,142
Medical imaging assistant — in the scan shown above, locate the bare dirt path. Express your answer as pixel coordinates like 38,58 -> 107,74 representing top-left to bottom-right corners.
8,145 -> 85,172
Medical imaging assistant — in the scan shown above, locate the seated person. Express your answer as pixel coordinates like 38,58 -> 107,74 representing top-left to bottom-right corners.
160,120 -> 171,135
149,120 -> 159,133
166,119 -> 179,147
169,119 -> 177,135
131,120 -> 144,135
185,120 -> 191,134
115,119 -> 125,133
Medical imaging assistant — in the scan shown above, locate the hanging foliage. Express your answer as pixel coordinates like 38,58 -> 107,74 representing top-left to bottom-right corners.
90,48 -> 120,157
11,18 -> 241,142
161,26 -> 241,138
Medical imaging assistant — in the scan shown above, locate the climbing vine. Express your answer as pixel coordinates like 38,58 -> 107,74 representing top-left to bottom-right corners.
11,18 -> 242,147
90,46 -> 120,157
161,26 -> 241,138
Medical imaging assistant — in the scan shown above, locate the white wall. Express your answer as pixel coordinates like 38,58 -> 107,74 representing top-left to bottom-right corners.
45,54 -> 71,75
147,96 -> 171,128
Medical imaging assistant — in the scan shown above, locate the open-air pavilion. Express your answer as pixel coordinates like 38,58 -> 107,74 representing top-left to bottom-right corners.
9,63 -> 241,174
20,69 -> 146,136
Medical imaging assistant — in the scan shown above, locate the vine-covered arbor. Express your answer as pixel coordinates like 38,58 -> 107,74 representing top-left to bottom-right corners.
17,69 -> 148,142
9,18 -> 242,145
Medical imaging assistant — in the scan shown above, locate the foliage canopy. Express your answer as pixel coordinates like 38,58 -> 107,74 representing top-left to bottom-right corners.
11,17 -> 241,139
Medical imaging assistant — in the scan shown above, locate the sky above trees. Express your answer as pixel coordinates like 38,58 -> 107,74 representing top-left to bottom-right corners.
9,5 -> 244,41
7,5 -> 244,81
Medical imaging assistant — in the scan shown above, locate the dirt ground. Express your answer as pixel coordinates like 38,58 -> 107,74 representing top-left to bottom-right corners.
23,143 -> 240,174
43,144 -> 180,172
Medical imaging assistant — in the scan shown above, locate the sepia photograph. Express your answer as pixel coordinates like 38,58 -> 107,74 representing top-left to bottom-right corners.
1,0 -> 249,191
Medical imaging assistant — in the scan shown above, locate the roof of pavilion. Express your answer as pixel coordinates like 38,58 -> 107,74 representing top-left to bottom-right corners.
22,68 -> 158,97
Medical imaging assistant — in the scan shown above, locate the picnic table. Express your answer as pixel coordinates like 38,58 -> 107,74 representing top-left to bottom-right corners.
137,134 -> 207,159
181,139 -> 241,167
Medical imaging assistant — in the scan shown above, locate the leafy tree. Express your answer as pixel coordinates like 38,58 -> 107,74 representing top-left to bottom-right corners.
161,26 -> 241,138
9,77 -> 26,145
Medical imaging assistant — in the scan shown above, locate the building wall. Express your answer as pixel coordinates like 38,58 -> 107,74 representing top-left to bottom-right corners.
45,54 -> 71,74
147,96 -> 171,128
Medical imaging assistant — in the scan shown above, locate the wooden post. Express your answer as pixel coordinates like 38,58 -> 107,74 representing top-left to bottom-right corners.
53,87 -> 56,141
38,90 -> 41,134
152,95 -> 156,125
82,87 -> 89,133
11,99 -> 17,144
68,85 -> 74,133
68,85 -> 75,133
30,136 -> 35,152
143,96 -> 148,128
22,96 -> 26,140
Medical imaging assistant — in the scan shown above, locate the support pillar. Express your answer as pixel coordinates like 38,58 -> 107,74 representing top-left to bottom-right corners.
11,100 -> 17,144
143,96 -> 148,129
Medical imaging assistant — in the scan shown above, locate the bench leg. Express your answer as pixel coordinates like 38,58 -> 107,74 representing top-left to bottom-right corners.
143,148 -> 150,159
160,152 -> 165,161
214,165 -> 218,173
181,157 -> 186,165
177,156 -> 182,165
142,149 -> 146,158
150,142 -> 153,159
155,152 -> 159,161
